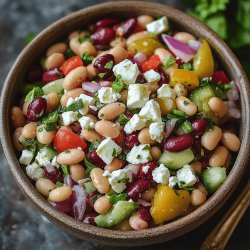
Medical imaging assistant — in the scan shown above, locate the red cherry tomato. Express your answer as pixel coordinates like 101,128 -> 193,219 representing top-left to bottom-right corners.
141,54 -> 161,72
54,126 -> 87,152
113,130 -> 125,145
60,56 -> 83,76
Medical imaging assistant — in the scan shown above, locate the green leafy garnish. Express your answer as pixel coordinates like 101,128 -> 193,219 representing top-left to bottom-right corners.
98,73 -> 106,79
112,149 -> 117,157
84,159 -> 97,176
108,193 -> 127,204
116,114 -> 129,126
66,99 -> 84,112
56,181 -> 64,187
180,63 -> 193,70
61,165 -> 69,175
143,145 -> 150,150
104,61 -> 114,69
112,75 -> 125,93
24,87 -> 44,102
163,55 -> 176,69
182,120 -> 193,134
81,52 -> 94,65
78,36 -> 92,44
89,140 -> 100,151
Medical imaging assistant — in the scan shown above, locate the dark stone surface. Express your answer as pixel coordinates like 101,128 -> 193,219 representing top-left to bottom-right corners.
0,1 -> 249,249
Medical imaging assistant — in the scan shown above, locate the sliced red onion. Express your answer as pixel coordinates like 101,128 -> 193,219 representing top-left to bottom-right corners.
164,119 -> 177,138
187,39 -> 201,51
133,52 -> 147,65
45,163 -> 54,173
124,164 -> 140,180
82,82 -> 101,94
99,80 -> 111,87
227,89 -> 239,101
227,108 -> 241,120
138,198 -> 151,207
71,185 -> 87,220
64,174 -> 76,187
162,34 -> 197,63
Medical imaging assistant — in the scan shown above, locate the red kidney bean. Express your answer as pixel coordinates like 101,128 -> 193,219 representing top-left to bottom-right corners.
95,18 -> 118,31
88,150 -> 106,168
44,164 -> 64,183
137,206 -> 151,223
51,198 -> 72,214
125,132 -> 139,150
138,161 -> 158,180
157,67 -> 169,86
91,27 -> 115,45
136,73 -> 146,84
200,158 -> 209,169
127,179 -> 151,200
27,97 -> 47,121
116,18 -> 137,37
163,134 -> 193,152
83,212 -> 98,225
191,119 -> 208,137
93,54 -> 115,79
192,139 -> 211,160
86,192 -> 99,210
42,68 -> 62,84
26,64 -> 43,82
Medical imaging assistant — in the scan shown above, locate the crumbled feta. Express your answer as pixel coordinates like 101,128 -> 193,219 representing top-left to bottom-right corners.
35,148 -> 52,167
19,149 -> 34,165
168,176 -> 178,188
106,169 -> 132,193
62,111 -> 78,126
142,165 -> 150,174
144,69 -> 161,83
157,84 -> 176,99
26,162 -> 44,180
124,114 -> 146,134
127,84 -> 150,109
113,59 -> 140,85
152,164 -> 170,185
139,99 -> 162,122
146,16 -> 168,35
89,105 -> 98,111
51,156 -> 60,168
149,121 -> 165,143
177,164 -> 197,188
126,144 -> 152,164
97,87 -> 120,104
78,116 -> 95,129
96,137 -> 122,164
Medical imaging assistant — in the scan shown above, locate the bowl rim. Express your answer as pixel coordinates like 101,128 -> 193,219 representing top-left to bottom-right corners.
1,1 -> 250,246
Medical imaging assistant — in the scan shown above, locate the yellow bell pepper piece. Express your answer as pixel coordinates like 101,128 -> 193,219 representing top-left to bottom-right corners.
193,39 -> 214,79
150,185 -> 191,224
169,69 -> 199,90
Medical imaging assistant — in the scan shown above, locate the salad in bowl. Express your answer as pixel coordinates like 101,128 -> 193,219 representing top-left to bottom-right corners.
10,14 -> 241,231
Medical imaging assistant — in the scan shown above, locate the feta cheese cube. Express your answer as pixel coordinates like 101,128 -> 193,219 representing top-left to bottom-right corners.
124,114 -> 146,134
62,111 -> 78,125
97,87 -> 120,104
168,176 -> 178,188
127,84 -> 150,109
157,84 -> 176,99
19,149 -> 34,165
144,69 -> 161,83
51,156 -> 60,168
96,137 -> 122,164
149,121 -> 165,143
126,144 -> 152,164
152,164 -> 170,185
106,169 -> 132,193
146,16 -> 168,35
113,59 -> 140,85
35,147 -> 52,167
139,99 -> 162,122
78,116 -> 95,129
177,164 -> 197,188
26,162 -> 44,180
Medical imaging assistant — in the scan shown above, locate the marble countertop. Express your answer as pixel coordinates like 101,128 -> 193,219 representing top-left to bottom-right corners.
0,1 -> 249,249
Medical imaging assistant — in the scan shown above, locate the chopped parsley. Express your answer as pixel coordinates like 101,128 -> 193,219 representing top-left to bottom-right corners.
61,164 -> 69,175
89,140 -> 100,151
66,99 -> 84,112
24,87 -> 44,102
181,120 -> 193,134
143,145 -> 150,150
108,193 -> 127,204
116,114 -> 129,126
56,181 -> 64,187
163,55 -> 176,69
112,74 -> 125,93
81,52 -> 94,65
98,72 -> 106,79
84,158 -> 97,176
104,61 -> 114,69
78,36 -> 92,44
112,148 -> 117,157
180,63 -> 193,70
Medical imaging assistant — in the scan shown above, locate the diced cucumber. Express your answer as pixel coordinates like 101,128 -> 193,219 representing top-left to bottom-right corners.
84,181 -> 96,194
159,149 -> 194,170
95,201 -> 138,228
189,84 -> 217,122
201,167 -> 227,194
42,78 -> 64,95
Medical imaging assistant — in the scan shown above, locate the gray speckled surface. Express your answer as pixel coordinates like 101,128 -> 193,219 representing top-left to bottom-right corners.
0,1 -> 249,249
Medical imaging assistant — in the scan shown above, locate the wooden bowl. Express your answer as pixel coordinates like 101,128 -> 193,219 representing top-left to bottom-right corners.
0,1 -> 249,246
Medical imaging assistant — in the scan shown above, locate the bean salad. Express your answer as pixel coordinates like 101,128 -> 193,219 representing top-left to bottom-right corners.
10,14 -> 241,230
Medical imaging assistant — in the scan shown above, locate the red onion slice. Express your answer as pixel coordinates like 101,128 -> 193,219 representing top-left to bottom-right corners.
82,82 -> 101,94
162,34 -> 197,63
133,52 -> 147,65
71,185 -> 87,220
64,174 -> 76,187
138,198 -> 151,207
227,108 -> 241,120
99,80 -> 111,87
164,119 -> 177,138
187,39 -> 201,51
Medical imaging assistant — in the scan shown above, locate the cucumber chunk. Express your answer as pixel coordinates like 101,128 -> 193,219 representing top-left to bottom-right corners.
159,149 -> 194,170
42,78 -> 64,95
189,84 -> 217,122
201,167 -> 227,194
95,200 -> 138,228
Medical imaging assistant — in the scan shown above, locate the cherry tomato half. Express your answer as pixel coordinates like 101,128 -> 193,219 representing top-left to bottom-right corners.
60,56 -> 83,76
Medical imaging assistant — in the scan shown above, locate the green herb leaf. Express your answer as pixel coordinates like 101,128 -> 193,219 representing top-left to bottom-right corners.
84,159 -> 97,176
181,120 -> 193,134
98,73 -> 106,79
108,193 -> 127,204
81,52 -> 94,65
104,61 -> 114,69
143,145 -> 150,150
24,87 -> 44,102
180,63 -> 193,70
89,140 -> 100,151
145,119 -> 154,126
172,109 -> 185,117
66,99 -> 84,112
163,55 -> 176,69
61,164 -> 69,175
112,75 -> 125,93
78,36 -> 92,44
116,114 -> 129,126
112,148 -> 117,157
56,181 -> 64,187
